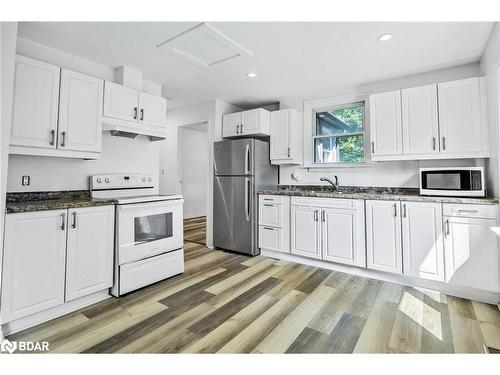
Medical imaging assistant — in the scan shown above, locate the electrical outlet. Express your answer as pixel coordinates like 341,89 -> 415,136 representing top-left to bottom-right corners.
22,175 -> 30,186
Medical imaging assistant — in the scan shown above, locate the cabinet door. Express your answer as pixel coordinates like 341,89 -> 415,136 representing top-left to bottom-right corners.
66,206 -> 114,302
369,90 -> 403,156
290,206 -> 321,259
402,202 -> 444,281
241,109 -> 260,134
321,208 -> 366,267
222,112 -> 241,137
366,200 -> 402,274
438,78 -> 482,153
259,226 -> 282,252
138,91 -> 167,128
10,55 -> 60,149
103,81 -> 139,123
401,84 -> 439,155
270,110 -> 291,160
58,69 -> 103,153
1,210 -> 67,323
444,217 -> 499,292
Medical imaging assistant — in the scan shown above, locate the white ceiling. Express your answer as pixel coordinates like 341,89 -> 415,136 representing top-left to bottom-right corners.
18,22 -> 495,109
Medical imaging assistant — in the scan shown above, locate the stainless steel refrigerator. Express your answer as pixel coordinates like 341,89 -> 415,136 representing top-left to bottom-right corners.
214,138 -> 278,256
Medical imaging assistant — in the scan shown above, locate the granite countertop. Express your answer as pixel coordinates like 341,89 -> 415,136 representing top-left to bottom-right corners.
6,190 -> 117,214
258,185 -> 499,205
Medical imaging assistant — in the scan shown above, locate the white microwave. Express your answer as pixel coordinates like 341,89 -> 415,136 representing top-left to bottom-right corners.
419,167 -> 485,197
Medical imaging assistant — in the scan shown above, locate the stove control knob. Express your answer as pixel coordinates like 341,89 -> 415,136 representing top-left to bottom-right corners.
148,177 -> 152,182
105,178 -> 110,183
96,178 -> 102,183
142,177 -> 146,182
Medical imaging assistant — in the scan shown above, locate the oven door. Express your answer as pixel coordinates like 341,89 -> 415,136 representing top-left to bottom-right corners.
117,199 -> 184,265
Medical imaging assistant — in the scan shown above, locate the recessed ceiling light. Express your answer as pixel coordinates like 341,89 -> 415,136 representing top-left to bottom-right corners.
378,33 -> 393,41
247,72 -> 257,78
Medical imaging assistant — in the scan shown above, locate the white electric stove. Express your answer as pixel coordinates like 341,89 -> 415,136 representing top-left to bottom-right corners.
90,174 -> 184,297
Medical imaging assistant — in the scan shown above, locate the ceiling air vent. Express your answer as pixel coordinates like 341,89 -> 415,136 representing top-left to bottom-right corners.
156,23 -> 253,69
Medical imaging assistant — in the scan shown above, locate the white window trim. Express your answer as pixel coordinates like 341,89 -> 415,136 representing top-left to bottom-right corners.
303,92 -> 376,168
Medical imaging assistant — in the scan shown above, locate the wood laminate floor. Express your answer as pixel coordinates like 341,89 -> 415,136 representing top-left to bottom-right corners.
8,240 -> 500,354
183,217 -> 206,245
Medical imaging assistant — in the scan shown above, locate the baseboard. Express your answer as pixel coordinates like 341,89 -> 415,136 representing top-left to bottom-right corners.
261,249 -> 500,305
1,290 -> 110,336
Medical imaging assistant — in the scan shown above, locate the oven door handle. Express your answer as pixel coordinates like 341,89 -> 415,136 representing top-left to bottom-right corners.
118,199 -> 184,212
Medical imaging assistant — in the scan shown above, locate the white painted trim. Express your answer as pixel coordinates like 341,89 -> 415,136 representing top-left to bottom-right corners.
9,145 -> 100,159
261,249 -> 500,304
1,290 -> 110,336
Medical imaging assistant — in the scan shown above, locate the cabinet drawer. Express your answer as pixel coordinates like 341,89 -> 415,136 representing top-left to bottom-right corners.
119,249 -> 184,295
291,196 -> 357,209
259,226 -> 283,253
259,194 -> 285,204
443,203 -> 497,219
259,203 -> 282,227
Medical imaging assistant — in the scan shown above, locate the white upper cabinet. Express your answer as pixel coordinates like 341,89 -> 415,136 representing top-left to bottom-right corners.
270,109 -> 303,165
402,201 -> 444,282
222,112 -> 241,137
370,77 -> 488,161
401,84 -> 439,155
103,81 -> 139,123
10,55 -> 60,150
366,200 -> 403,275
65,206 -> 114,302
138,91 -> 167,128
1,210 -> 67,323
222,108 -> 270,138
438,78 -> 484,154
58,69 -> 103,153
369,90 -> 402,156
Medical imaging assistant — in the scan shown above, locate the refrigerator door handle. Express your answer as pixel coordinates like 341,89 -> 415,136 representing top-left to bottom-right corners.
244,144 -> 250,175
245,178 -> 251,221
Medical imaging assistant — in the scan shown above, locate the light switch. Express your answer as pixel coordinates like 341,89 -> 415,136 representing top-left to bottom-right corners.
22,175 -> 30,186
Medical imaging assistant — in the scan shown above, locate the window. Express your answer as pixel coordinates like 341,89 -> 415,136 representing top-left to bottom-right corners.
313,102 -> 365,164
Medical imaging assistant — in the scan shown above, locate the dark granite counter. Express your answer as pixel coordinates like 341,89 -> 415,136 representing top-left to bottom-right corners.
6,190 -> 117,214
258,185 -> 499,205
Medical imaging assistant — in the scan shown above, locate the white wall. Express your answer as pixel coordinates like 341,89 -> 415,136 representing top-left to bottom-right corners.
179,124 -> 208,219
279,63 -> 493,192
0,22 -> 18,335
480,24 -> 500,198
6,37 -> 162,193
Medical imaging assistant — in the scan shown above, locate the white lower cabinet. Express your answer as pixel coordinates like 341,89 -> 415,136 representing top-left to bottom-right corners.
1,210 -> 67,323
366,200 -> 403,274
258,195 -> 290,254
65,206 -> 115,302
1,206 -> 115,323
290,198 -> 365,266
443,205 -> 500,292
402,201 -> 445,282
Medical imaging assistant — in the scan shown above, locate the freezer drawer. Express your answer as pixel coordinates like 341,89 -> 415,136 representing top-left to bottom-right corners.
119,249 -> 184,295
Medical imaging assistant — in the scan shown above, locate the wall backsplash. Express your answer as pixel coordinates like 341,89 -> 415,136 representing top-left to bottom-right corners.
279,158 -> 486,190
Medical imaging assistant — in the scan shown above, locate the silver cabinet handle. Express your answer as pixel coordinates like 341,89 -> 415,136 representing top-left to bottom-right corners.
240,124 -> 244,134
393,203 -> 397,217
60,131 -> 66,147
432,137 -> 436,150
133,107 -> 138,120
403,203 -> 407,218
442,137 -> 446,150
49,130 -> 55,146
236,124 -> 240,134
314,210 -> 318,222
371,141 -> 375,154
60,213 -> 66,231
445,219 -> 450,236
457,209 -> 479,214
263,198 -> 273,201
140,108 -> 144,121
263,203 -> 274,207
321,210 -> 325,222
72,211 -> 77,229
287,147 -> 291,158
263,227 -> 275,231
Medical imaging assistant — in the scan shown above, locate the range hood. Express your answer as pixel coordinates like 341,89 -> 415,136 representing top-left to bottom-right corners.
102,120 -> 167,142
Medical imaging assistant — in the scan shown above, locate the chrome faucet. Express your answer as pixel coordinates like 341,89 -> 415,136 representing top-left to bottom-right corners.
320,176 -> 339,190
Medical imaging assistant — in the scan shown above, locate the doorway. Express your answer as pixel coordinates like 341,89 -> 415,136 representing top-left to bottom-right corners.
178,121 -> 209,245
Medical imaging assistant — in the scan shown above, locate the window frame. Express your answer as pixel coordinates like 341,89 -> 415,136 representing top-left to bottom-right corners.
303,93 -> 373,168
